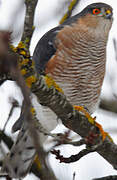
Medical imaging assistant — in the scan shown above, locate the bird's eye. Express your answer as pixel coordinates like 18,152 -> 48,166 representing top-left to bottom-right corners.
92,8 -> 101,15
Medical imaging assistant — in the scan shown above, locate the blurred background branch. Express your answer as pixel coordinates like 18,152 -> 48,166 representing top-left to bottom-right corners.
100,98 -> 117,113
59,0 -> 81,24
22,0 -> 38,47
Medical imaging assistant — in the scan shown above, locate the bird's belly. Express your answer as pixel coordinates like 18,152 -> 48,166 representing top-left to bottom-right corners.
46,40 -> 105,114
49,73 -> 102,114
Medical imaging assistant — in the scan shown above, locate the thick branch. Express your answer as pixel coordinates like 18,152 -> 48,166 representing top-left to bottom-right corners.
31,75 -> 117,170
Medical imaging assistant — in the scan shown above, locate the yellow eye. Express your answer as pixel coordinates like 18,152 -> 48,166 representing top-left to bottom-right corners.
92,8 -> 101,15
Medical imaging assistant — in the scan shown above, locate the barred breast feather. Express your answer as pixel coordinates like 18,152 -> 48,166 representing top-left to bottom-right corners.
45,22 -> 107,113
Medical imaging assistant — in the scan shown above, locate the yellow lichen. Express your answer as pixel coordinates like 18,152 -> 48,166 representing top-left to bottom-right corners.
30,107 -> 36,115
44,75 -> 64,94
59,0 -> 78,24
32,25 -> 35,30
95,122 -> 113,141
34,155 -> 41,169
105,132 -> 113,142
73,105 -> 95,125
17,41 -> 26,49
19,58 -> 29,65
20,50 -> 27,56
73,105 -> 112,141
10,45 -> 17,52
25,75 -> 37,88
32,60 -> 35,67
68,0 -> 78,11
25,38 -> 30,43
20,69 -> 27,75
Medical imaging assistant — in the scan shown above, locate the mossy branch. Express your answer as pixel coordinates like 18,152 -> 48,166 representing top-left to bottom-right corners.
59,0 -> 80,24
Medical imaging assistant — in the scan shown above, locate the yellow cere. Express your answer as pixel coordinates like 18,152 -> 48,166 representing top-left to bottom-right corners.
25,75 -> 37,88
106,9 -> 111,14
44,75 -> 64,94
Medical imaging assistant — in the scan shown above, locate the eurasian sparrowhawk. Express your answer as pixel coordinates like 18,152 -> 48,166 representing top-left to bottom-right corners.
33,2 -> 113,114
2,3 -> 113,178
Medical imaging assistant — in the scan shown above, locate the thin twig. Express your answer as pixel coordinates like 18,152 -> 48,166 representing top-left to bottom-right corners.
3,98 -> 19,132
51,148 -> 94,163
0,130 -> 13,149
22,0 -> 38,48
73,172 -> 76,180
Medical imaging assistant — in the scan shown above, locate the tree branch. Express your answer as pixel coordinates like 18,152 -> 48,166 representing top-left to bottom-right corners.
59,0 -> 81,24
22,0 -> 38,48
51,148 -> 93,163
100,98 -> 117,113
31,75 -> 117,170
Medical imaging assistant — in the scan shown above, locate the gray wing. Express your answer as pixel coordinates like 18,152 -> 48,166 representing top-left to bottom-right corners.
33,26 -> 63,74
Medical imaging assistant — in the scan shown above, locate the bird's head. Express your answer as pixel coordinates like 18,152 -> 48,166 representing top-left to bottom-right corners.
83,3 -> 113,19
78,3 -> 113,37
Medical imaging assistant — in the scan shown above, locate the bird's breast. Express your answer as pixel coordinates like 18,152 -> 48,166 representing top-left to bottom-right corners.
45,27 -> 107,113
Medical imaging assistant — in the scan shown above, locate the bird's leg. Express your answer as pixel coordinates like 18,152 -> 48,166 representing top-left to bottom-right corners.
73,105 -> 111,142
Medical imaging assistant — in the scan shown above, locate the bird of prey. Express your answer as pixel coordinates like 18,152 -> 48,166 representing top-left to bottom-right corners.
2,3 -> 113,178
33,2 -> 113,114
